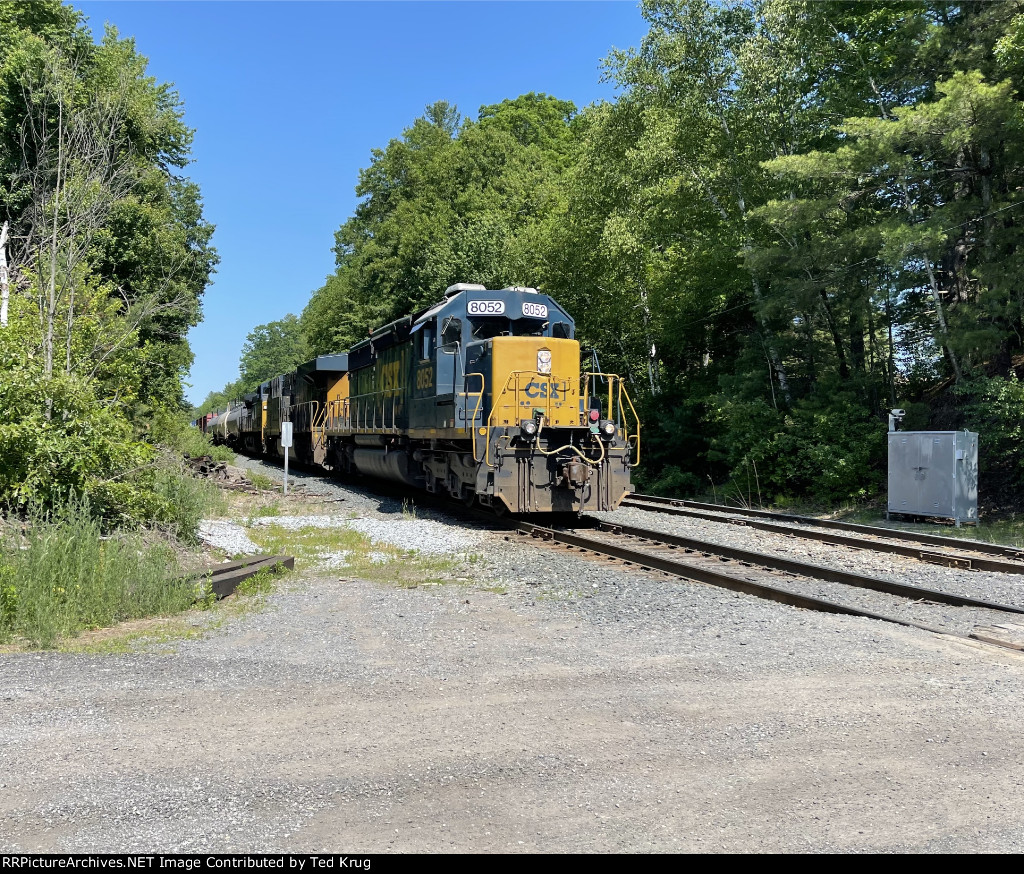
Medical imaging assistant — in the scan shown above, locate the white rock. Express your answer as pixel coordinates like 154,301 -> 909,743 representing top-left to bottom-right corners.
198,520 -> 262,555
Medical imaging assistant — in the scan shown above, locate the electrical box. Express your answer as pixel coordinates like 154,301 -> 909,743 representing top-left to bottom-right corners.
887,431 -> 978,526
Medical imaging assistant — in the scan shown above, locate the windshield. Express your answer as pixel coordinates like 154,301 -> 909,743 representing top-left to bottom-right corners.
470,317 -> 549,339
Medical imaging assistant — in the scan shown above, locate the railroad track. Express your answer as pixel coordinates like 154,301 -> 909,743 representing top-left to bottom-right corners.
220,457 -> 1024,653
620,494 -> 1024,574
516,518 -> 1024,655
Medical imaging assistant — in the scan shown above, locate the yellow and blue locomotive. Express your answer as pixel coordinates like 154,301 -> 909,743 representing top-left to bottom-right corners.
216,283 -> 639,513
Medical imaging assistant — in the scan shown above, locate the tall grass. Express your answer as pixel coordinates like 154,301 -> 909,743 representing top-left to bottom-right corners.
0,501 -> 197,648
151,460 -> 227,542
152,409 -> 235,464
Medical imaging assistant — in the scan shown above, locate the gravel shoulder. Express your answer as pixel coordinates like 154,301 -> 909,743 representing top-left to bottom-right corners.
2,462 -> 1024,853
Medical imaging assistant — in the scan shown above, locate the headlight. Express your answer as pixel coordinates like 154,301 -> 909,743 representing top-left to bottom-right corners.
599,420 -> 616,439
537,349 -> 552,375
520,419 -> 538,439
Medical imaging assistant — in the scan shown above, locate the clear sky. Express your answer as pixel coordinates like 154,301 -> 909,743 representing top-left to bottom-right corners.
76,1 -> 650,405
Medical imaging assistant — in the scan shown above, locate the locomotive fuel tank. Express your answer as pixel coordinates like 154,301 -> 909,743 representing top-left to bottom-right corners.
350,447 -> 420,486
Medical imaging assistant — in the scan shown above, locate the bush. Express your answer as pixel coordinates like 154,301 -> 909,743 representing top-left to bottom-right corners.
148,408 -> 235,463
710,390 -> 883,505
89,454 -> 225,540
957,374 -> 1024,485
0,371 -> 224,536
0,501 -> 197,648
635,465 -> 703,498
0,370 -> 155,511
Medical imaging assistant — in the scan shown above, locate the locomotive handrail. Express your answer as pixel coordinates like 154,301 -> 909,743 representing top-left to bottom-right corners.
312,400 -> 330,449
583,371 -> 640,465
324,397 -> 349,432
462,372 -> 486,462
618,380 -> 640,466
290,400 -> 320,435
329,389 -> 402,434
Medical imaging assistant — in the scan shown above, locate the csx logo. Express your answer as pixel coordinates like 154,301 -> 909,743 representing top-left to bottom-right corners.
380,359 -> 402,392
524,381 -> 562,399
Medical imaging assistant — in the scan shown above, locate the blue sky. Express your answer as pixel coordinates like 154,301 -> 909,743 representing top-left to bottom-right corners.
77,1 -> 650,405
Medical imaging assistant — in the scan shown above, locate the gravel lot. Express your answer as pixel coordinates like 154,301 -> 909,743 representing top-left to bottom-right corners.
2,462 -> 1024,853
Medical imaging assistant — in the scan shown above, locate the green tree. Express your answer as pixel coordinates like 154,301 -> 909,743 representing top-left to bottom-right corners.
0,1 -> 217,519
302,94 -> 576,354
239,314 -> 308,389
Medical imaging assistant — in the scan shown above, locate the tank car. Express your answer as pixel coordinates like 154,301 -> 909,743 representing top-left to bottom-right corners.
260,283 -> 639,513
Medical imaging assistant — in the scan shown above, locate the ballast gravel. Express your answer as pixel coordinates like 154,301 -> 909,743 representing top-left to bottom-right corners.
245,513 -> 482,557
196,520 -> 261,555
593,504 -> 1024,611
3,462 -> 1024,853
346,517 -> 482,556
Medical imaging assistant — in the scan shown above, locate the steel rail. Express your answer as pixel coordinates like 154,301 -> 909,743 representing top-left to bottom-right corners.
516,521 -> 1024,654
517,520 -> 949,634
627,494 -> 1024,559
592,520 -> 1024,614
621,496 -> 1024,574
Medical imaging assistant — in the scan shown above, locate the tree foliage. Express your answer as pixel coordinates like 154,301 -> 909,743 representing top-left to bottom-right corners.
206,1 -> 1024,510
239,314 -> 308,390
0,0 -> 217,526
302,93 -> 577,354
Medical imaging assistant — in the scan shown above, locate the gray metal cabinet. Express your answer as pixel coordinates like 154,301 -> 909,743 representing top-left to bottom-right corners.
887,430 -> 978,525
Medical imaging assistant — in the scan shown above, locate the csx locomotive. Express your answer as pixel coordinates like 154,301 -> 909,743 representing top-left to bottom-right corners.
202,283 -> 639,513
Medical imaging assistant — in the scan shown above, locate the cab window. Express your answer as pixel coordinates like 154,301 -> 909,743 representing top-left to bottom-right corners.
441,317 -> 462,347
552,321 -> 572,339
421,322 -> 436,359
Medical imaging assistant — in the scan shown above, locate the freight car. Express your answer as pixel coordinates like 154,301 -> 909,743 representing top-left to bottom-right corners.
209,283 -> 639,513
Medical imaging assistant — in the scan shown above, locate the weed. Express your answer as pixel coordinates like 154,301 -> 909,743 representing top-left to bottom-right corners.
244,502 -> 280,526
248,473 -> 276,492
401,498 -> 417,519
0,501 -> 195,648
194,577 -> 217,610
235,568 -> 276,597
152,461 -> 227,540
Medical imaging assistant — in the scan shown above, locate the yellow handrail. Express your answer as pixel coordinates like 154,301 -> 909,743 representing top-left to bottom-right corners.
312,400 -> 330,448
582,372 -> 640,466
618,379 -> 640,466
462,373 -> 486,462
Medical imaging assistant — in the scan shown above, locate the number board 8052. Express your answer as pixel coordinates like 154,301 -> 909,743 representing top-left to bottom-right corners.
467,300 -> 505,316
